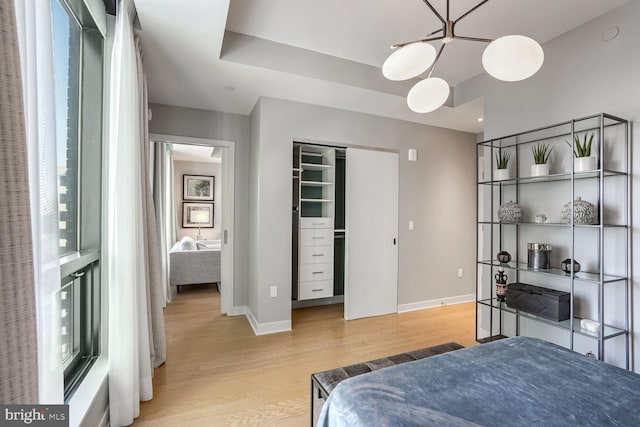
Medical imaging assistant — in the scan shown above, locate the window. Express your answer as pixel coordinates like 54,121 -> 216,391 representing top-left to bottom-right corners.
51,0 -> 104,400
53,0 -> 81,255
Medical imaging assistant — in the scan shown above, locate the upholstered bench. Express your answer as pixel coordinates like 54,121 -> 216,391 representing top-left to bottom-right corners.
310,342 -> 464,425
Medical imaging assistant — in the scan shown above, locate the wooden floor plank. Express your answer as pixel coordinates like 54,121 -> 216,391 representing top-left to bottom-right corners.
136,284 -> 476,426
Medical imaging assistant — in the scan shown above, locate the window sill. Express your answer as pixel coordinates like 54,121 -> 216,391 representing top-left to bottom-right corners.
68,355 -> 108,427
60,250 -> 99,277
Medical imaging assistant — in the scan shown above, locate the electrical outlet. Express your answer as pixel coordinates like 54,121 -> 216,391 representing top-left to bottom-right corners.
457,268 -> 463,278
270,286 -> 278,298
408,220 -> 414,230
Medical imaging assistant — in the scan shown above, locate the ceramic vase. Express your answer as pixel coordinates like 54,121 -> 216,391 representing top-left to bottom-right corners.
574,156 -> 597,172
531,163 -> 549,177
494,168 -> 510,181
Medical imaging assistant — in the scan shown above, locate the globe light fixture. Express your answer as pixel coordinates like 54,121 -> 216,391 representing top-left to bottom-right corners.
407,78 -> 450,113
482,35 -> 544,82
382,42 -> 437,81
384,0 -> 544,113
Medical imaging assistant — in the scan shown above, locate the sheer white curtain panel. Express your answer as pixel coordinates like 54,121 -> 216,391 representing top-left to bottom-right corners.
14,0 -> 64,404
107,0 -> 153,424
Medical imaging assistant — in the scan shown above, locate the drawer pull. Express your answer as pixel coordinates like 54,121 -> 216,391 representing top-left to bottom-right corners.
312,254 -> 324,257
312,271 -> 323,275
312,222 -> 324,225
312,288 -> 324,292
312,236 -> 324,240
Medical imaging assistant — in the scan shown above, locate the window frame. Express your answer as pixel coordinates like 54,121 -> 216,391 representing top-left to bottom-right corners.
52,0 -> 105,401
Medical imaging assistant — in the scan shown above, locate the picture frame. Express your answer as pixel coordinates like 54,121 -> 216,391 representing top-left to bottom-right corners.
182,202 -> 214,228
183,174 -> 214,201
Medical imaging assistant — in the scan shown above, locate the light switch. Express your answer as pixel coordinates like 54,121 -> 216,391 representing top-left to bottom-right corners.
408,148 -> 418,162
408,220 -> 415,230
270,286 -> 278,298
457,268 -> 463,278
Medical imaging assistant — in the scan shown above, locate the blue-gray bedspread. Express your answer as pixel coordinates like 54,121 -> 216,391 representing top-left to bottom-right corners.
318,337 -> 640,426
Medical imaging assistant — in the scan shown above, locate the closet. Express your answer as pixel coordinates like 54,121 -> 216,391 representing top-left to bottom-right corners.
292,144 -> 345,302
292,142 -> 398,320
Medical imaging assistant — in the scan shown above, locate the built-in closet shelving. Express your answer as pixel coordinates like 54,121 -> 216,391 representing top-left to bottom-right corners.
292,143 -> 346,302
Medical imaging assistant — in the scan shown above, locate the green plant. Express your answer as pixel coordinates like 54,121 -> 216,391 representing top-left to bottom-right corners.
566,133 -> 594,158
495,150 -> 511,169
532,143 -> 553,165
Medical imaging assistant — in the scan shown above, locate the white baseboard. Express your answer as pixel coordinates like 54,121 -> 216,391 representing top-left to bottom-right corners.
246,308 -> 292,335
397,293 -> 475,313
230,305 -> 248,316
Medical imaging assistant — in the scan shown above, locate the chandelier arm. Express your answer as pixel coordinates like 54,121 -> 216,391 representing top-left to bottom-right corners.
454,0 -> 490,24
454,35 -> 494,43
426,43 -> 446,79
421,0 -> 445,24
392,35 -> 444,49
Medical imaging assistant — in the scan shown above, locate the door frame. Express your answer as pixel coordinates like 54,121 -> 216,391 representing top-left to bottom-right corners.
150,133 -> 235,315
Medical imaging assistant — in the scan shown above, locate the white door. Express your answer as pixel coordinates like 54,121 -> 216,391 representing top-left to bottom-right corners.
345,148 -> 398,320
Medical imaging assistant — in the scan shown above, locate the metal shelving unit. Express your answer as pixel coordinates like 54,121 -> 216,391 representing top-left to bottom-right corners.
475,113 -> 630,369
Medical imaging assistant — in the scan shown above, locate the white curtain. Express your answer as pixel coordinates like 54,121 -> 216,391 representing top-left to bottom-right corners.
14,0 -> 64,404
153,142 -> 176,304
107,0 -> 153,424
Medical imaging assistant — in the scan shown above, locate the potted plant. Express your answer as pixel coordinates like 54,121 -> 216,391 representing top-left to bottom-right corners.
566,133 -> 596,172
531,143 -> 553,176
494,150 -> 511,181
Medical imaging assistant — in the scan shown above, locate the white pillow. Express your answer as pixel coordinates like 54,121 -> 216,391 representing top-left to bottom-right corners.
178,236 -> 197,251
196,241 -> 209,250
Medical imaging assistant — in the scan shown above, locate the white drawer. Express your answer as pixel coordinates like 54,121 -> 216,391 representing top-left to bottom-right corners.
300,263 -> 333,282
300,217 -> 334,229
299,280 -> 334,300
300,228 -> 334,246
300,246 -> 334,264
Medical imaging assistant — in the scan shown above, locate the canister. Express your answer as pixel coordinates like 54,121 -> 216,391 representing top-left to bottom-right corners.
528,243 -> 552,270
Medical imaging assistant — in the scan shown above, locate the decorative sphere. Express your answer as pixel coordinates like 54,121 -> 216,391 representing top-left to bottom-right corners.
561,258 -> 581,274
497,251 -> 512,263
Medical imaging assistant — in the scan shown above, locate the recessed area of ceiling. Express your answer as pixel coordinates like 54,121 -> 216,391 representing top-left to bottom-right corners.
135,0 -> 631,134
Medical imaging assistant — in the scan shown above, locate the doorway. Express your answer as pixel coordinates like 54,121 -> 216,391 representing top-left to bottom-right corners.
291,142 -> 399,323
151,133 -> 235,315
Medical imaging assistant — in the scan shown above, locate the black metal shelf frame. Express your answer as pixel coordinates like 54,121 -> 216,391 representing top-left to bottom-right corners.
475,113 -> 631,369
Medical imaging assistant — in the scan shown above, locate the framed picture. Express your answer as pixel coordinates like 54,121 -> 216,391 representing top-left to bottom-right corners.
182,203 -> 214,228
183,174 -> 214,201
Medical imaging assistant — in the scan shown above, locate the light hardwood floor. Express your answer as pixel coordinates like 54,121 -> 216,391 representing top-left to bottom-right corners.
135,285 -> 477,426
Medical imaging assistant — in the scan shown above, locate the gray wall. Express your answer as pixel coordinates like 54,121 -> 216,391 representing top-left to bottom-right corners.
148,103 -> 250,308
173,160 -> 222,240
249,97 -> 477,324
456,0 -> 640,370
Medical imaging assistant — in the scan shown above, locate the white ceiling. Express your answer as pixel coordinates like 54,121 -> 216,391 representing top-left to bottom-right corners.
172,143 -> 221,163
135,0 -> 631,134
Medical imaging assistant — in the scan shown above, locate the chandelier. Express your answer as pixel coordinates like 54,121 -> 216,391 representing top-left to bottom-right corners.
383,0 -> 544,113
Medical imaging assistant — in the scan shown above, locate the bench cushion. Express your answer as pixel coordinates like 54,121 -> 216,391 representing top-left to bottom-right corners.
312,342 -> 464,397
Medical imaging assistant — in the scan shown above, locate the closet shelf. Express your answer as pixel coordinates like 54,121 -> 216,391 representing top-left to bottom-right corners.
301,163 -> 334,171
301,181 -> 333,187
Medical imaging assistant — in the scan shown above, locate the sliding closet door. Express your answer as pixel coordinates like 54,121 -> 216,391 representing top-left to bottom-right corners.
345,148 -> 398,320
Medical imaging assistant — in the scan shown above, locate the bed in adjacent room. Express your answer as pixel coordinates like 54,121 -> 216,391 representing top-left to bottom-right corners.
318,337 -> 640,426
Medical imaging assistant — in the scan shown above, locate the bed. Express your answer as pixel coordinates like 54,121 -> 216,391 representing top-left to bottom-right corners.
318,337 -> 640,426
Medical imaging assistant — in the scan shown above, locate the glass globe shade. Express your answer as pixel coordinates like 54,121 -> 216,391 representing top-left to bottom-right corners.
482,35 -> 544,82
382,42 -> 437,81
407,77 -> 450,113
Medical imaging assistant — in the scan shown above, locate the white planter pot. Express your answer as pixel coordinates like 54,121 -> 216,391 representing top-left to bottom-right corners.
574,156 -> 597,172
531,164 -> 550,177
494,168 -> 510,181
